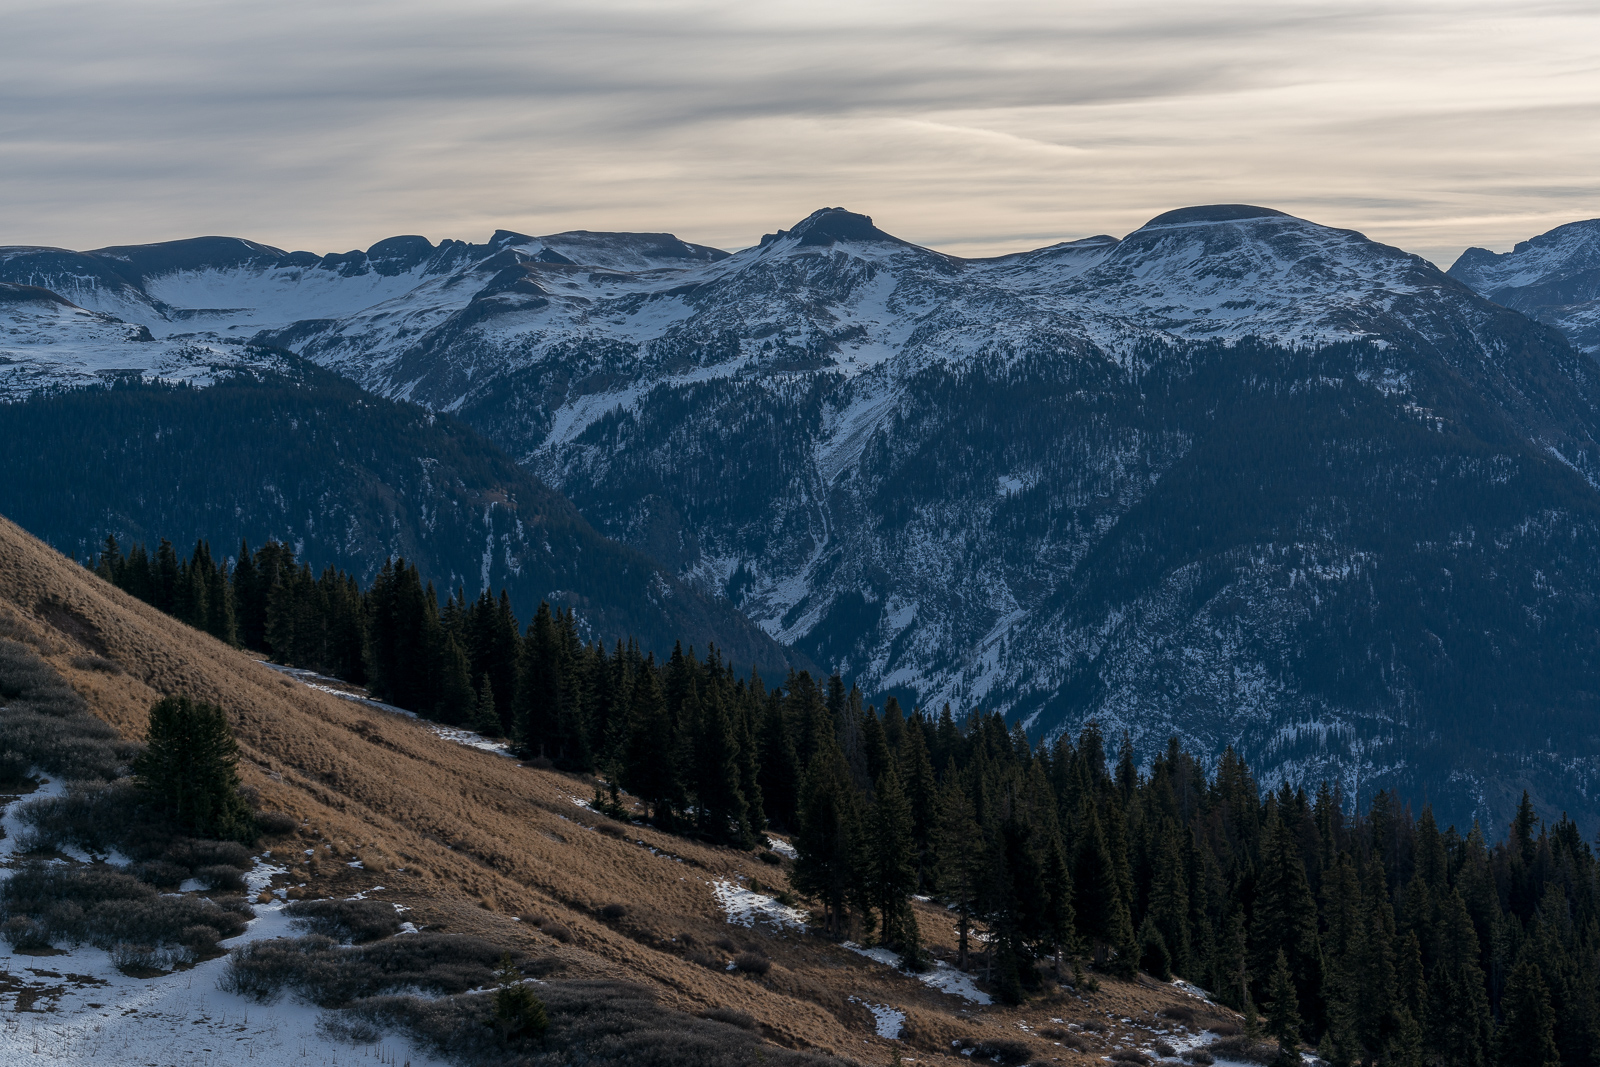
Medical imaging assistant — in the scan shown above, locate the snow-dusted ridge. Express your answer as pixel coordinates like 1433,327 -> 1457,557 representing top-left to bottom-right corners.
10,204 -> 1600,830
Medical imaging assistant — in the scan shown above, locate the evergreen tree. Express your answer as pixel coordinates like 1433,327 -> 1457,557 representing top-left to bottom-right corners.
935,765 -> 985,970
491,952 -> 549,1040
791,740 -> 861,938
1496,959 -> 1561,1067
472,675 -> 503,737
1264,948 -> 1303,1062
133,695 -> 255,841
621,660 -> 678,827
693,682 -> 752,847
867,767 -> 922,964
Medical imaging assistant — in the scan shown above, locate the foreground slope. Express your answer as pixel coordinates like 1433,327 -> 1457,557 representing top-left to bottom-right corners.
0,367 -> 798,672
0,516 -> 1221,1064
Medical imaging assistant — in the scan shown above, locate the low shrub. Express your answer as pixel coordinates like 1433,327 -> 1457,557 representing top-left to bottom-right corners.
758,850 -> 782,865
974,1038 -> 1034,1064
0,639 -> 138,781
705,1006 -> 757,1030
594,822 -> 628,839
0,863 -> 247,963
69,655 -> 122,675
1181,1051 -> 1214,1065
1079,1018 -> 1108,1033
1037,1028 -> 1088,1051
195,864 -> 247,892
0,749 -> 30,788
542,923 -> 573,944
600,903 -> 628,921
223,932 -> 518,1007
733,951 -> 770,975
712,936 -> 737,953
286,898 -> 403,943
337,979 -> 851,1067
1153,1041 -> 1178,1057
1207,1037 -> 1278,1065
1161,1006 -> 1196,1025
686,949 -> 723,971
1110,1052 -> 1151,1065
131,860 -> 189,889
257,811 -> 298,836
1205,1021 -> 1241,1037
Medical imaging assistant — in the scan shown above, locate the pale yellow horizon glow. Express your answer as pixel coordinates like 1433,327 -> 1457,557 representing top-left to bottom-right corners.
1,0 -> 1596,268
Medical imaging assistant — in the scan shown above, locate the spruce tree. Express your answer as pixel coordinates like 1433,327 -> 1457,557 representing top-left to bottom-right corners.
868,767 -> 922,964
1264,948 -> 1302,1062
791,740 -> 861,938
133,695 -> 255,841
1496,959 -> 1560,1067
934,766 -> 985,970
621,660 -> 678,827
1139,914 -> 1173,981
693,682 -> 751,847
472,676 -> 503,737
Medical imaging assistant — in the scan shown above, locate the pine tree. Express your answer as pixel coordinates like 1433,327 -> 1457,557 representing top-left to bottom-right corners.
758,691 -> 801,830
934,766 -> 984,970
133,695 -> 255,841
693,682 -> 751,848
436,634 -> 475,724
897,716 -> 940,890
621,660 -> 677,827
491,952 -> 549,1040
1252,803 -> 1323,1025
1073,798 -> 1134,970
472,675 -> 503,737
1264,948 -> 1302,1062
518,601 -> 561,758
791,740 -> 861,939
1496,959 -> 1560,1067
1148,821 -> 1194,978
1139,914 -> 1173,981
867,767 -> 922,964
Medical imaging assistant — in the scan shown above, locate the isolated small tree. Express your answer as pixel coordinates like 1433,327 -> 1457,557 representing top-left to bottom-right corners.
492,952 -> 549,1041
134,695 -> 255,841
471,676 -> 502,737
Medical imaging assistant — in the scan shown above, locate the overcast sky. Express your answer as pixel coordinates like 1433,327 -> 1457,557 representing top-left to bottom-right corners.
3,0 -> 1597,266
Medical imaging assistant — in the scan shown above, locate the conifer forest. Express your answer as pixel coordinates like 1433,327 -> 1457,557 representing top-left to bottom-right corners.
94,535 -> 1600,1066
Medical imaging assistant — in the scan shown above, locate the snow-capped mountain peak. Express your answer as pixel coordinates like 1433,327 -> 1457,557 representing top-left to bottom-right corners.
1450,217 -> 1600,354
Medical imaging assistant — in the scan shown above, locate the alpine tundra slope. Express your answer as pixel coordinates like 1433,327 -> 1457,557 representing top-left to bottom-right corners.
5,205 -> 1600,831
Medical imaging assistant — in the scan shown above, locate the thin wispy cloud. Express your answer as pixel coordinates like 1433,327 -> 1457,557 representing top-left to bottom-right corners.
2,0 -> 1596,264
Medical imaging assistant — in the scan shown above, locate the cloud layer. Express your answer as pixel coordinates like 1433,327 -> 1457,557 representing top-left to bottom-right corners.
3,0 -> 1597,265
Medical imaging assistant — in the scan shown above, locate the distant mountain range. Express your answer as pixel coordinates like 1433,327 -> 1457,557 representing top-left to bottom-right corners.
5,206 -> 1600,833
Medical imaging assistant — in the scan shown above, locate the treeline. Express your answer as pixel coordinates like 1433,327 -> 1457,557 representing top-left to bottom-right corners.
93,536 -> 1597,1065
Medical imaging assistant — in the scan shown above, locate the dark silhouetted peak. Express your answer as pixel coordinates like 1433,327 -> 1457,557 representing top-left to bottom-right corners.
0,281 -> 79,307
87,236 -> 289,277
489,229 -> 535,250
762,208 -> 908,249
1140,205 -> 1294,229
536,231 -> 729,270
533,248 -> 576,265
364,235 -> 436,276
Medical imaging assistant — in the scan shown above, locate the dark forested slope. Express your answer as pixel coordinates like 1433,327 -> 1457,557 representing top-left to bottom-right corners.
0,365 -> 798,673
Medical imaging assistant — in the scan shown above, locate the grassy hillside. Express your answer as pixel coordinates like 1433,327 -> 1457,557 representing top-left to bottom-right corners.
0,515 -> 1229,1064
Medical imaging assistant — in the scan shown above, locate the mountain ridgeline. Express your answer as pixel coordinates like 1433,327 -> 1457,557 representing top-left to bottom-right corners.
5,207 -> 1600,834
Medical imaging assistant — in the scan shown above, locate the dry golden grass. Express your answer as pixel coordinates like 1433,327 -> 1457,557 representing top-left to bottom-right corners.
0,515 -> 1227,1063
